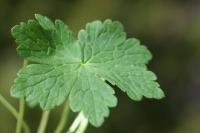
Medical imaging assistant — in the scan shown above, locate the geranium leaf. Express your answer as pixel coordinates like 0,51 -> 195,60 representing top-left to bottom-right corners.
11,14 -> 164,127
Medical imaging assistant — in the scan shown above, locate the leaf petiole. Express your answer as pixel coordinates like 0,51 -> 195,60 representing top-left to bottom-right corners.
15,97 -> 25,133
0,94 -> 30,133
37,111 -> 50,133
55,101 -> 70,133
66,112 -> 88,133
75,116 -> 88,133
15,60 -> 29,133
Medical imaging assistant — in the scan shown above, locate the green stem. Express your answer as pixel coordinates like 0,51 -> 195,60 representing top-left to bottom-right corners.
15,60 -> 28,133
0,94 -> 30,133
37,111 -> 50,133
55,102 -> 70,133
66,112 -> 88,133
75,116 -> 88,133
15,97 -> 25,133
0,94 -> 18,119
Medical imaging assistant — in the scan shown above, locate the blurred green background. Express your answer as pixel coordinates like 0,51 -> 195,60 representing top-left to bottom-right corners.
0,0 -> 200,133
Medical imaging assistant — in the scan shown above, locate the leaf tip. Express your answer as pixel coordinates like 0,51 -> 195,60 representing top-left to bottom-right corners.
157,90 -> 165,99
10,25 -> 19,37
34,13 -> 42,19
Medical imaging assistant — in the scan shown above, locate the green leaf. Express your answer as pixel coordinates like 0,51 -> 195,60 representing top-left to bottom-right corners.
11,16 -> 78,65
11,14 -> 164,127
35,14 -> 55,30
69,67 -> 117,126
11,64 -> 77,110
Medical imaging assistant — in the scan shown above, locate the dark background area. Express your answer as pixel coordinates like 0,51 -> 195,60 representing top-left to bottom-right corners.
0,0 -> 200,133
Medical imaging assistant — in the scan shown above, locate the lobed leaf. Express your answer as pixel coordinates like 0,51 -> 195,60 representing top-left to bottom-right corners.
11,14 -> 164,127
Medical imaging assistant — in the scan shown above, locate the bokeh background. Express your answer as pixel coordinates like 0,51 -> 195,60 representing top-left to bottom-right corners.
0,0 -> 200,133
